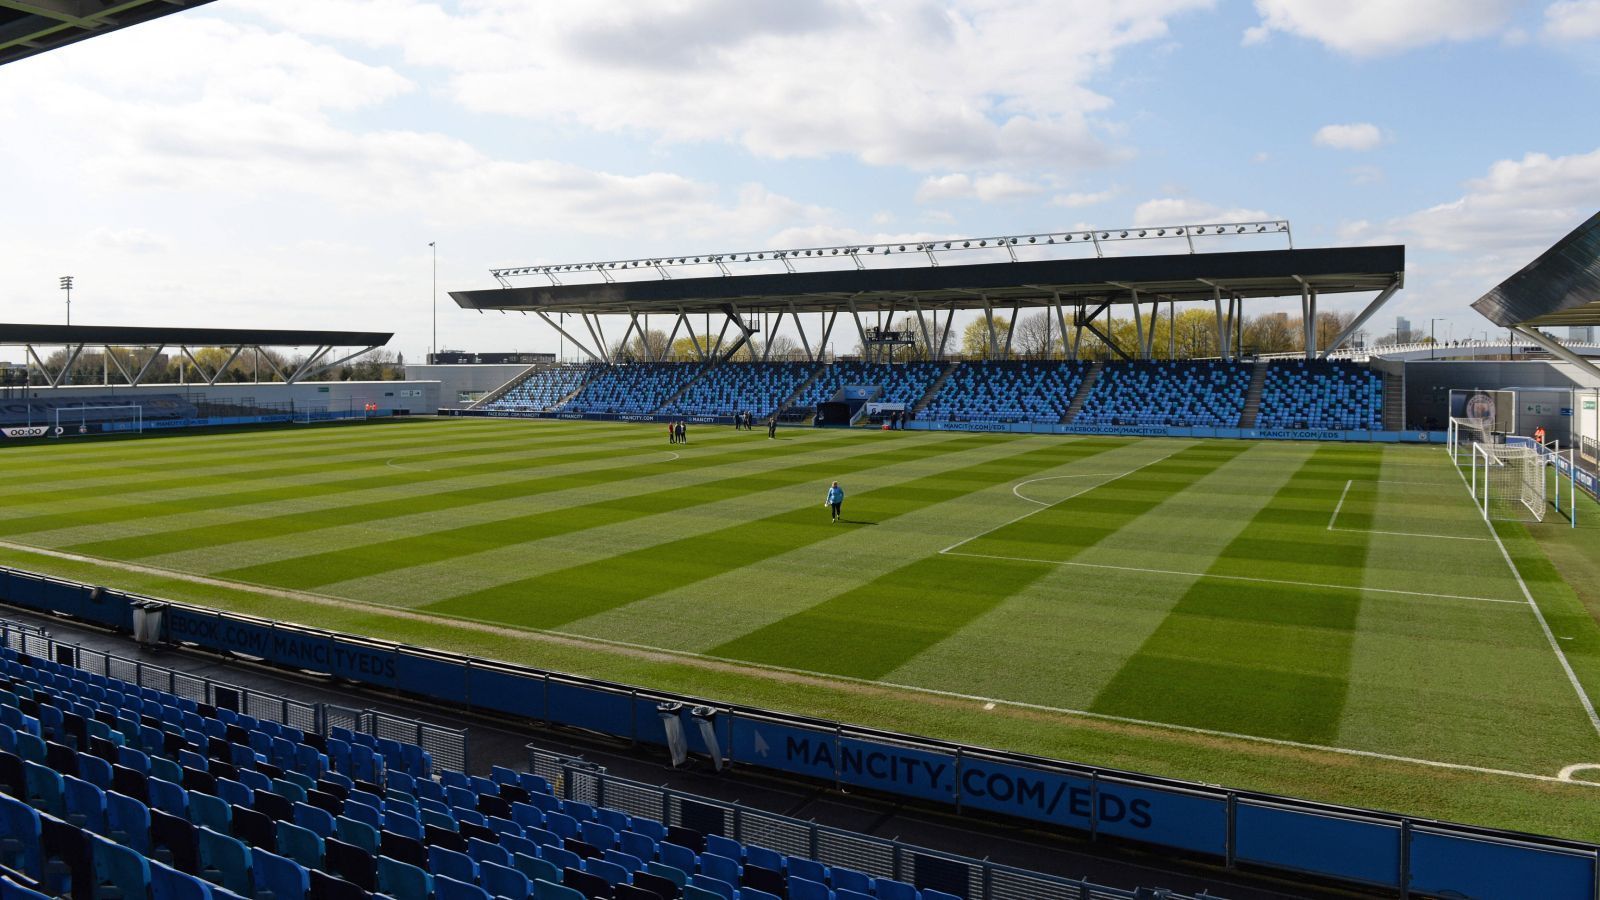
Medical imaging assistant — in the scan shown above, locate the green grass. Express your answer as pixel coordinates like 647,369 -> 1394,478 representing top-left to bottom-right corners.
4,418 -> 1600,840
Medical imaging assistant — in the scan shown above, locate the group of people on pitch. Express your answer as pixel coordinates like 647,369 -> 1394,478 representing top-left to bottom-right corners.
732,411 -> 780,438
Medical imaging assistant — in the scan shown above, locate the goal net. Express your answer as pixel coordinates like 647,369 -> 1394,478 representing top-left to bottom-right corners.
1471,444 -> 1545,522
1448,416 -> 1495,468
52,404 -> 143,437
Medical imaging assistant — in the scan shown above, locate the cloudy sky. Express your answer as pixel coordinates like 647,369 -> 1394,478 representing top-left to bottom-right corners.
3,0 -> 1599,359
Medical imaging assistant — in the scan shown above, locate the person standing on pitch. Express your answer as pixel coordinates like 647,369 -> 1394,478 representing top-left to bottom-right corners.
826,480 -> 844,522
667,422 -> 677,444
768,416 -> 778,439
677,421 -> 687,444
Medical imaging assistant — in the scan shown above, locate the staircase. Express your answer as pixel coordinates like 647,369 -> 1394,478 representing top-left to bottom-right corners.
912,361 -> 961,416
1061,362 -> 1104,423
1382,369 -> 1405,430
547,366 -> 601,411
649,363 -> 711,414
775,362 -> 828,418
467,362 -> 555,411
1237,359 -> 1270,427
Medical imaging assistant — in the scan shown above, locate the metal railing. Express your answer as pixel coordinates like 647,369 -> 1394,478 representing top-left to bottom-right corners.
544,759 -> 1216,900
0,618 -> 465,771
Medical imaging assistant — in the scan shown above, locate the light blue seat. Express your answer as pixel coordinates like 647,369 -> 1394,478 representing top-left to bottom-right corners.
292,802 -> 336,839
831,866 -> 871,894
532,878 -> 583,900
703,834 -> 741,861
251,849 -> 308,900
149,778 -> 188,817
337,816 -> 380,854
22,760 -> 63,815
682,885 -> 723,900
188,791 -> 231,833
377,856 -> 431,900
197,826 -> 253,895
467,837 -> 510,870
645,861 -> 687,889
657,841 -> 696,875
90,832 -> 151,900
511,852 -> 559,887
274,822 -> 323,871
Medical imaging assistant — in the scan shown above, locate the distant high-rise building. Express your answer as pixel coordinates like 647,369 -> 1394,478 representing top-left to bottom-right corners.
1396,316 -> 1413,342
1570,326 -> 1595,342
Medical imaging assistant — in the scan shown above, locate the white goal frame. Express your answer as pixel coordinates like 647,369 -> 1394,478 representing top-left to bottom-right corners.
1471,443 -> 1545,522
1448,416 -> 1495,468
51,404 -> 143,437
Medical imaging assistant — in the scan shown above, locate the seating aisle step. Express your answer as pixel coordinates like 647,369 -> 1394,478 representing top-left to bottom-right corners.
775,363 -> 828,420
912,361 -> 961,416
1237,359 -> 1271,428
466,362 -> 554,411
1382,367 -> 1406,431
649,364 -> 711,414
1061,361 -> 1104,423
547,365 -> 602,411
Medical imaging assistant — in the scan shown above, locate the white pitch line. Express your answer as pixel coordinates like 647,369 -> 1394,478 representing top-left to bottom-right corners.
384,458 -> 431,472
1451,458 -> 1600,738
662,452 -> 681,461
1558,763 -> 1600,783
1327,479 -> 1352,530
1010,473 -> 1135,506
1329,527 -> 1491,543
939,549 -> 1525,606
942,452 -> 1177,554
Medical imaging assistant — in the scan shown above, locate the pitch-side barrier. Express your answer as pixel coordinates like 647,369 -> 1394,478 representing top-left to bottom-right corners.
0,565 -> 1594,899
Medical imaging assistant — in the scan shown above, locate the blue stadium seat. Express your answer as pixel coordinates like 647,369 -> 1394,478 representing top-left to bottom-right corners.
479,859 -> 531,900
105,790 -> 150,854
149,859 -> 213,900
532,878 -> 583,900
376,856 -> 431,900
511,852 -> 559,887
434,873 -> 491,900
275,821 -> 324,871
197,826 -> 253,895
922,360 -> 1089,424
252,849 -> 309,900
1075,361 -> 1250,427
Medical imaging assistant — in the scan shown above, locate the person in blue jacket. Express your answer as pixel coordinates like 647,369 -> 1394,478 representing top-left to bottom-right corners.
826,481 -> 844,522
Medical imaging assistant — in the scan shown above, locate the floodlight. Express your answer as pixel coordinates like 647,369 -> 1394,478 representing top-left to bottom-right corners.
1138,230 -> 1147,237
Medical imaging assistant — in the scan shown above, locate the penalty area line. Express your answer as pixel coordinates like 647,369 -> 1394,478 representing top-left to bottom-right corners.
938,549 -> 1524,606
1327,479 -> 1352,530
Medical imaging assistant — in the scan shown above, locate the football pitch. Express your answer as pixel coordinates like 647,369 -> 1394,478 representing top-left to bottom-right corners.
3,417 -> 1600,839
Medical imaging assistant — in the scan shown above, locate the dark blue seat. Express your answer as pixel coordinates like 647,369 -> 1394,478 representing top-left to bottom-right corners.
433,874 -> 490,900
149,859 -> 213,900
479,860 -> 530,900
427,845 -> 476,884
106,790 -> 150,854
510,852 -> 559,887
275,821 -> 324,871
0,794 -> 43,877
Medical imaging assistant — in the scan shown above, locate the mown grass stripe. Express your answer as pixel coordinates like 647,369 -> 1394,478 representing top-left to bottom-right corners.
707,442 -> 1245,680
1089,444 -> 1383,744
423,437 -> 1134,629
0,425 -> 656,509
215,431 -> 992,589
67,429 -> 874,561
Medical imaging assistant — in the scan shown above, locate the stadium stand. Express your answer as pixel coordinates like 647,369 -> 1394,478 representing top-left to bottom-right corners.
1073,361 -> 1250,427
1256,360 -> 1384,431
558,363 -> 705,415
797,362 -> 944,411
920,361 -> 1088,424
0,395 -> 198,427
0,632 -> 1204,900
481,365 -> 600,413
657,362 -> 817,419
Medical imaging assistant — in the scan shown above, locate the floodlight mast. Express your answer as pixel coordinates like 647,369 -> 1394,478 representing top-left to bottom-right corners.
487,220 -> 1294,285
59,275 -> 73,326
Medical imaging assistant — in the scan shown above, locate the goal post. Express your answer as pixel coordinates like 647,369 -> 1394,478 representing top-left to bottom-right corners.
1448,416 -> 1495,468
51,404 -> 143,437
1471,443 -> 1546,523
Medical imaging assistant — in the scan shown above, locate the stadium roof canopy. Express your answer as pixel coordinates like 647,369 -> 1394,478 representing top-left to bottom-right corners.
453,221 -> 1404,364
1470,210 -> 1600,379
0,323 -> 392,388
0,0 -> 216,67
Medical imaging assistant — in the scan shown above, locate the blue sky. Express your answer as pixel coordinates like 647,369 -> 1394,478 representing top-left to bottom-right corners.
3,0 -> 1599,360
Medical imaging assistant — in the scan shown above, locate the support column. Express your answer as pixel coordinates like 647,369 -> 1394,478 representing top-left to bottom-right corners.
1131,289 -> 1145,360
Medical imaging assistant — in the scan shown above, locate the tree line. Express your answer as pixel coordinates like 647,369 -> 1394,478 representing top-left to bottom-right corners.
27,347 -> 407,384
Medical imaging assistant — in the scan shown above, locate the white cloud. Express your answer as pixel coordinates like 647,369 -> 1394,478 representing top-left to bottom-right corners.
1244,0 -> 1518,56
1050,188 -> 1119,208
1251,151 -> 1271,164
1545,1 -> 1600,40
1391,146 -> 1600,255
89,227 -> 171,254
1314,123 -> 1384,151
1132,198 -> 1272,226
914,172 -> 1043,203
233,0 -> 1211,171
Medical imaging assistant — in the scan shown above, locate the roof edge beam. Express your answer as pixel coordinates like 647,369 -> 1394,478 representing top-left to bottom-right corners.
1321,279 -> 1400,358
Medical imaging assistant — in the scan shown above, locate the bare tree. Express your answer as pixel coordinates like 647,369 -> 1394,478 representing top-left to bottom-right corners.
1012,312 -> 1058,359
